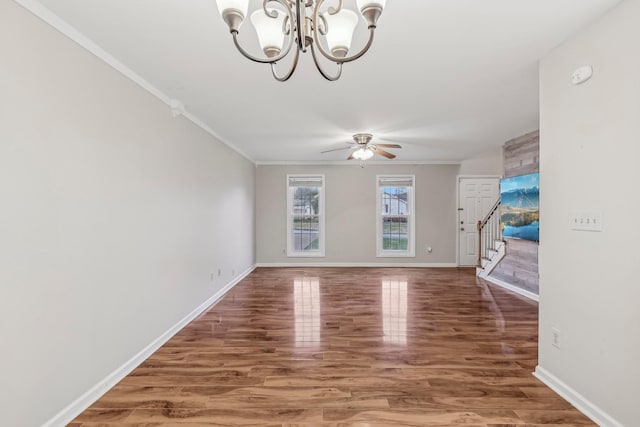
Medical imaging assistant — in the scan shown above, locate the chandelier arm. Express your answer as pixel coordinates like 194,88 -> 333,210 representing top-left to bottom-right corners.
317,14 -> 328,35
284,13 -> 295,36
270,43 -> 301,82
315,27 -> 375,64
261,0 -> 277,18
327,0 -> 343,15
231,25 -> 296,64
232,33 -> 282,63
309,43 -> 342,81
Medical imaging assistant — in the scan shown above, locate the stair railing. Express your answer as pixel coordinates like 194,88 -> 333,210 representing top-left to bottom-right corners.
477,199 -> 502,268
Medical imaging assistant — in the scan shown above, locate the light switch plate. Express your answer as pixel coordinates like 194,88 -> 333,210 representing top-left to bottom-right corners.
570,210 -> 603,232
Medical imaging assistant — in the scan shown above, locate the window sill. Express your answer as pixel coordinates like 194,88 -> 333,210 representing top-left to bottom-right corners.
376,252 -> 416,258
287,253 -> 326,258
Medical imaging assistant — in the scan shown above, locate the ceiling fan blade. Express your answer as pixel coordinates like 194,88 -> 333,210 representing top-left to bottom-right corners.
347,153 -> 355,160
376,143 -> 402,149
373,148 -> 396,159
321,146 -> 352,153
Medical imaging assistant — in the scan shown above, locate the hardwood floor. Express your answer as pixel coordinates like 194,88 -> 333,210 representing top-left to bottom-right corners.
70,267 -> 594,426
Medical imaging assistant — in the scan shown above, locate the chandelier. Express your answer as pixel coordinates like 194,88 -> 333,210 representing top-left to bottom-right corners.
215,0 -> 387,81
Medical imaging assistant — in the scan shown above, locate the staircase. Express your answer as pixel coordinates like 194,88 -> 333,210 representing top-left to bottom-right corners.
476,199 -> 506,277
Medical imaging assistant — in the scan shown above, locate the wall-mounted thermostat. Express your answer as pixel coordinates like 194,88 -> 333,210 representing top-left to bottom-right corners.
571,65 -> 593,85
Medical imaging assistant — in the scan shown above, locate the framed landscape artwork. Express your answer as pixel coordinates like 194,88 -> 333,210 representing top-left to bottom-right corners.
500,172 -> 539,242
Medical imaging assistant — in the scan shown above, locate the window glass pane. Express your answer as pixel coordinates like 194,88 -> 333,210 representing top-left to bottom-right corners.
292,215 -> 320,251
382,216 -> 408,250
291,186 -> 319,215
381,186 -> 408,215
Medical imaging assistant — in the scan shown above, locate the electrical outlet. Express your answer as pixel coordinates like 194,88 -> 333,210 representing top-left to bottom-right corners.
217,269 -> 222,276
552,327 -> 561,349
210,272 -> 215,281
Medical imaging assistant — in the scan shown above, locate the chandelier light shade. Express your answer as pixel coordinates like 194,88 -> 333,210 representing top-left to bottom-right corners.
216,0 -> 387,81
323,9 -> 359,57
251,8 -> 286,56
216,0 -> 250,31
356,0 -> 387,14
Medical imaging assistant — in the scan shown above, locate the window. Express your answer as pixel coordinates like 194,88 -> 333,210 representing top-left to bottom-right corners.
377,175 -> 415,257
287,175 -> 325,257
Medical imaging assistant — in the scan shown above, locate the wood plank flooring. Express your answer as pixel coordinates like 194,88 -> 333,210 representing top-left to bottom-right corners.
70,267 -> 594,426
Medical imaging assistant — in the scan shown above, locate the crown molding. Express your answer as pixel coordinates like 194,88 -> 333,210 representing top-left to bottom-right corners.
13,0 -> 254,163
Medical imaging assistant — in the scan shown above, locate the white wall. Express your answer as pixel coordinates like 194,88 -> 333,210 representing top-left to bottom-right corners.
0,2 -> 255,426
538,1 -> 639,425
256,164 -> 458,265
458,148 -> 503,176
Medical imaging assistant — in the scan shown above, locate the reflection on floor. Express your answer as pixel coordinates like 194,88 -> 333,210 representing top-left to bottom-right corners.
294,276 -> 321,347
70,267 -> 595,426
382,277 -> 408,346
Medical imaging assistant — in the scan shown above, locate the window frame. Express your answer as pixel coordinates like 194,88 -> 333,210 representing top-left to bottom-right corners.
286,174 -> 326,257
376,175 -> 416,258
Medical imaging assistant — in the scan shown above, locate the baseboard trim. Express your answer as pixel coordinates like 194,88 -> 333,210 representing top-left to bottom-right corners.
533,366 -> 624,427
479,275 -> 539,302
255,262 -> 459,268
42,264 -> 256,427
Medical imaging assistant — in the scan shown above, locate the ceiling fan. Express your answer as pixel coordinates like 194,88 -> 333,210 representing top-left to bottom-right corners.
322,133 -> 402,160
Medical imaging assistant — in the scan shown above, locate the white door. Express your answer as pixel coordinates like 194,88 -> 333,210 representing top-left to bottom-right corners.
458,177 -> 500,266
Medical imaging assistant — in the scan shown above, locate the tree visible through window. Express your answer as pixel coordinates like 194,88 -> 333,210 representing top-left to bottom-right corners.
287,175 -> 325,256
377,176 -> 415,257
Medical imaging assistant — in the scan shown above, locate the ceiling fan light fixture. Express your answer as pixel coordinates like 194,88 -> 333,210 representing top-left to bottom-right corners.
321,133 -> 401,161
352,147 -> 374,160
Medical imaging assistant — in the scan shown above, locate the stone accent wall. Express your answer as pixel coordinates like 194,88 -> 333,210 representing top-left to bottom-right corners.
504,130 -> 539,177
490,130 -> 539,295
490,238 -> 539,294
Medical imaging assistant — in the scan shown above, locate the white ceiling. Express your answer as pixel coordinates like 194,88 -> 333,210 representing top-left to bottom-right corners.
31,0 -> 621,163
